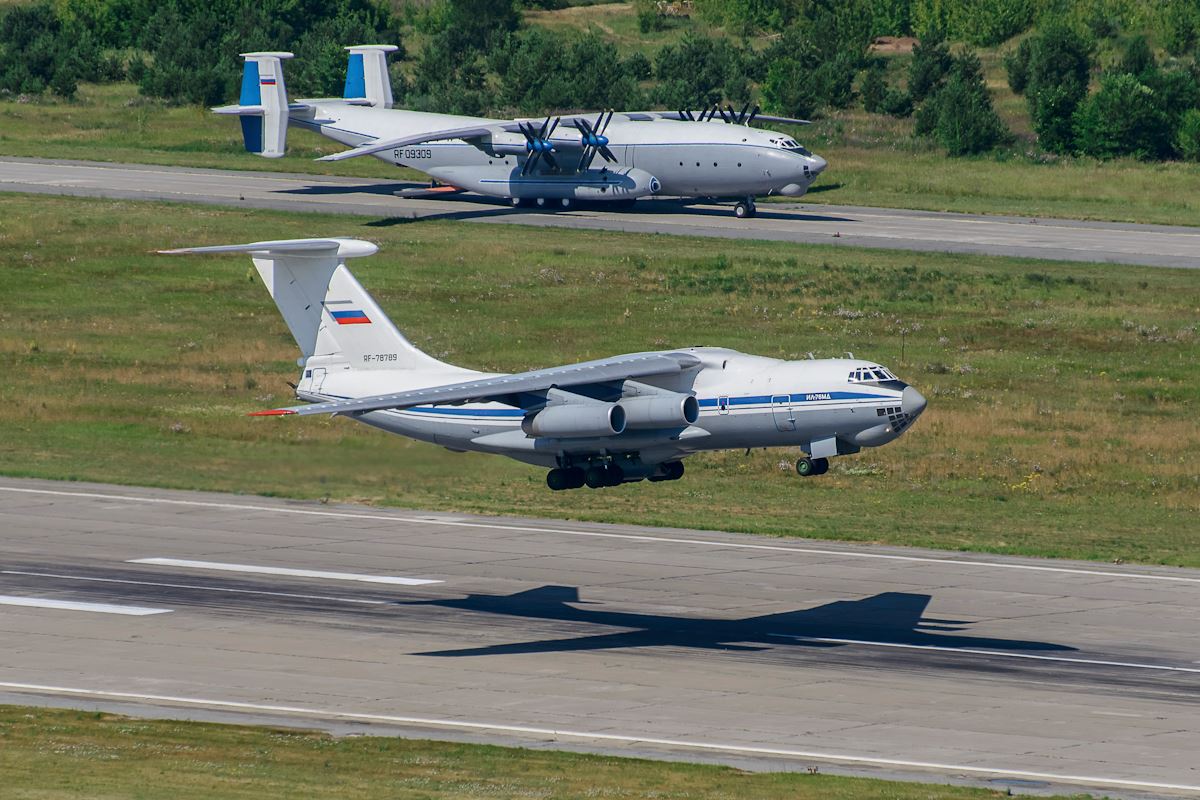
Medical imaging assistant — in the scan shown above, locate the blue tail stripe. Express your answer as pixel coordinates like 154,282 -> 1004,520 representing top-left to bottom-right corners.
343,53 -> 366,99
239,61 -> 261,106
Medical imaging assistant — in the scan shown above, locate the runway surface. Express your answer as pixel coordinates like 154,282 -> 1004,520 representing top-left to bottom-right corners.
3,157 -> 1199,268
1,478 -> 1198,797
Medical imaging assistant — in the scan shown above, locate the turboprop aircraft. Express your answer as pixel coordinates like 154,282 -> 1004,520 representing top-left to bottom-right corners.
214,48 -> 827,218
160,238 -> 926,490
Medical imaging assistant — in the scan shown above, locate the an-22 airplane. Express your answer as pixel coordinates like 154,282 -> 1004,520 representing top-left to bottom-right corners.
161,238 -> 926,490
215,47 -> 827,218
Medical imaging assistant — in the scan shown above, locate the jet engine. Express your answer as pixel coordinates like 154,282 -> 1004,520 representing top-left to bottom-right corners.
522,403 -> 626,438
619,393 -> 699,429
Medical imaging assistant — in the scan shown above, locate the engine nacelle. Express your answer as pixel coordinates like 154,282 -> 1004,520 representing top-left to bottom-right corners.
522,403 -> 626,438
620,394 -> 699,430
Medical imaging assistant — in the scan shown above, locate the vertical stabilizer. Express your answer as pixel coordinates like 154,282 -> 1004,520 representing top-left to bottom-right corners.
159,238 -> 451,372
213,52 -> 293,158
344,45 -> 398,108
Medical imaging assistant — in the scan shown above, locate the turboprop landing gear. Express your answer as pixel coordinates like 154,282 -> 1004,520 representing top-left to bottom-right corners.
734,198 -> 757,219
795,456 -> 830,477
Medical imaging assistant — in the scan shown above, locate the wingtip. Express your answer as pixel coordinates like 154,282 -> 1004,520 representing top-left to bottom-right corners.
248,409 -> 297,417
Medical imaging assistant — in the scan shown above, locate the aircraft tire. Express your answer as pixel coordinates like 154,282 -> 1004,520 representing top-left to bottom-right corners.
734,199 -> 757,219
584,465 -> 608,489
546,468 -> 571,491
565,466 -> 586,489
796,457 -> 815,477
604,463 -> 625,486
812,457 -> 830,475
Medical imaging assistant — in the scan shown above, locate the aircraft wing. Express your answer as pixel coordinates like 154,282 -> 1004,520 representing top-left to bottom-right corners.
316,123 -> 521,162
253,351 -> 702,417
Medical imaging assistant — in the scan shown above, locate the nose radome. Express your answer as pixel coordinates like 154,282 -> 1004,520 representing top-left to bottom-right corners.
808,154 -> 827,174
902,386 -> 927,418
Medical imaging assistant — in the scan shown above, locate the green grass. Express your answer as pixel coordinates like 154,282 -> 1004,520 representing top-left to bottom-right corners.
0,705 -> 1092,800
4,77 -> 1200,227
1,193 -> 1198,565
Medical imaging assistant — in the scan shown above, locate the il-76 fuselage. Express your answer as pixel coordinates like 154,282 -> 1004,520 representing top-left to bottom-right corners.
290,102 -> 827,204
299,347 -> 926,479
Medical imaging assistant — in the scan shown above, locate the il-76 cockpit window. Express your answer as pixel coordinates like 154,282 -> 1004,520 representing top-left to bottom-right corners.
847,366 -> 896,383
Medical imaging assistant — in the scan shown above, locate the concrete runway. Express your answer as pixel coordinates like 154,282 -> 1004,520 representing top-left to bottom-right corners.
1,478 -> 1199,797
3,157 -> 1199,268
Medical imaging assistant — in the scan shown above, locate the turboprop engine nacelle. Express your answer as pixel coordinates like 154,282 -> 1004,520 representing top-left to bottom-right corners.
619,393 -> 699,429
522,403 -> 627,438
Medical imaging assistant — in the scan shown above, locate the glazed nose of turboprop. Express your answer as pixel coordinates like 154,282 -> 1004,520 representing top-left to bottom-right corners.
902,385 -> 927,419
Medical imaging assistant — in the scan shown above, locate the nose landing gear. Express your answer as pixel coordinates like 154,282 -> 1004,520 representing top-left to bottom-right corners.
734,198 -> 757,219
795,456 -> 830,477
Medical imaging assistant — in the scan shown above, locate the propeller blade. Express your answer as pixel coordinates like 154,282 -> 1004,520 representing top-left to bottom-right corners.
537,116 -> 551,139
738,101 -> 751,124
542,150 -> 558,171
601,109 -> 614,134
546,116 -> 561,140
598,145 -> 617,163
746,104 -> 760,126
718,106 -> 732,123
593,110 -> 605,134
726,104 -> 737,123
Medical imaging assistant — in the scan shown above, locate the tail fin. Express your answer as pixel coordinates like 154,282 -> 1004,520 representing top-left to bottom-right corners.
159,238 -> 450,372
343,45 -> 398,109
213,52 -> 293,158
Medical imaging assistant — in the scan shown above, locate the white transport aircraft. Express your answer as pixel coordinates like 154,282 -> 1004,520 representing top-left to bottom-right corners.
214,48 -> 827,218
161,238 -> 927,490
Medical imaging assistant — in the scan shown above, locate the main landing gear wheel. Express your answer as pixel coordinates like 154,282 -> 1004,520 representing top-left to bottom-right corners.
584,463 -> 625,489
795,457 -> 830,477
734,199 -> 757,219
546,467 -> 585,491
649,461 -> 685,482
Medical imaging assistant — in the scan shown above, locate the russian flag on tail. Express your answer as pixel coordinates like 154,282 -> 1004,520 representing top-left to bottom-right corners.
331,309 -> 371,325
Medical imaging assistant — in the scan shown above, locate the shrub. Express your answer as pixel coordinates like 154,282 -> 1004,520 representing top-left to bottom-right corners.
917,49 -> 1007,155
861,64 -> 887,112
1073,72 -> 1172,160
1005,38 -> 1032,94
1119,35 -> 1156,79
908,28 -> 952,101
1175,108 -> 1200,160
1160,0 -> 1200,56
1023,22 -> 1093,152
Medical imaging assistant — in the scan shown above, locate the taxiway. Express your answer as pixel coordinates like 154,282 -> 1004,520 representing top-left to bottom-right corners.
3,157 -> 1199,268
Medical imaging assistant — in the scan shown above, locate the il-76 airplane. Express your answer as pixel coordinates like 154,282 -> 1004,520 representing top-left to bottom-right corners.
215,47 -> 827,218
161,238 -> 926,490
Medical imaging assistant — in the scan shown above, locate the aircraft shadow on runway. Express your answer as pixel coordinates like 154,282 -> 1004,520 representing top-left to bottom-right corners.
405,587 -> 1076,658
276,182 -> 854,224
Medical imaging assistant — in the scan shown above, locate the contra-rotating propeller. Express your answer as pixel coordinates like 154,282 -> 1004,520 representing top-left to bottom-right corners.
520,116 -> 561,175
575,109 -> 616,171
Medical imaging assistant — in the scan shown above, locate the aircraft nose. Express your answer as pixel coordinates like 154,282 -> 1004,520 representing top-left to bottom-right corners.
901,386 -> 927,418
808,154 -> 827,174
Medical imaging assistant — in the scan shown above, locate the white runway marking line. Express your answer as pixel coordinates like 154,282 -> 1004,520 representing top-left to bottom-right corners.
0,682 -> 1197,795
4,485 -> 1200,585
127,557 -> 441,586
1,571 -> 386,606
767,634 -> 1200,675
0,596 -> 170,616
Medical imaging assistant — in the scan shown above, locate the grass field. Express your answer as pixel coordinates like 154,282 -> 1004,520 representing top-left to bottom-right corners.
1,193 -> 1197,565
4,80 -> 1200,227
0,705 -> 1076,800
